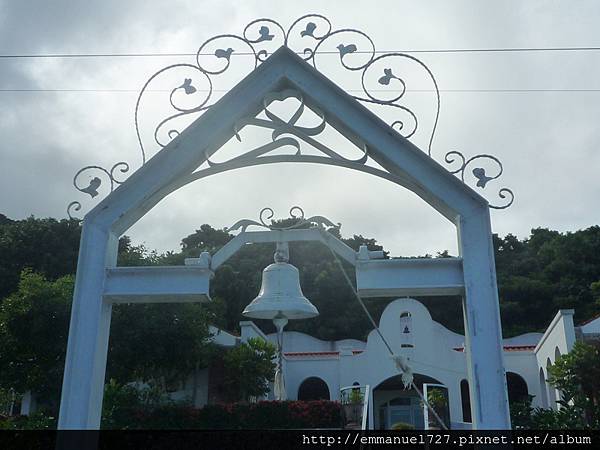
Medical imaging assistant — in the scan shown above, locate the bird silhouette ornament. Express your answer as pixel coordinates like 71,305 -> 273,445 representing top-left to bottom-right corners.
214,47 -> 234,61
300,22 -> 317,38
256,26 -> 274,42
337,43 -> 357,58
81,177 -> 101,198
472,167 -> 494,188
378,68 -> 398,86
178,78 -> 196,95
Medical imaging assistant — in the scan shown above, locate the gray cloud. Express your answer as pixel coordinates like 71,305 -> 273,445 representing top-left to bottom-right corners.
1,0 -> 599,257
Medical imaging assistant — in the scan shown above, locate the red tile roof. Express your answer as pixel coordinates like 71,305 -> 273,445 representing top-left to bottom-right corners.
453,345 -> 536,352
579,313 -> 600,326
284,351 -> 339,357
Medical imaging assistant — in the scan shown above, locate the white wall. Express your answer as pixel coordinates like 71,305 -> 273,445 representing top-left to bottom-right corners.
167,298 -> 579,429
534,310 -> 576,409
260,298 -> 563,428
580,315 -> 600,334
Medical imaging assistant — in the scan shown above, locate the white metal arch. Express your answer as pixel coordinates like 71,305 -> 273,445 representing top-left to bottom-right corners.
58,46 -> 510,430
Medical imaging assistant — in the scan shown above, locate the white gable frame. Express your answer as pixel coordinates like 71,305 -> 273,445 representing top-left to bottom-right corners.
58,47 -> 510,430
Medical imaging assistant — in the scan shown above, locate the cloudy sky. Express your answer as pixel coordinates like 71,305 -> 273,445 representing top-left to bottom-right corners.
1,0 -> 599,257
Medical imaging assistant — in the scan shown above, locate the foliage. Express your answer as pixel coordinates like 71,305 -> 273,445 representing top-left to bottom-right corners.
509,397 -> 537,430
547,341 -> 600,427
424,387 -> 450,429
347,389 -> 364,404
0,388 -> 14,415
0,270 -> 73,402
138,222 -> 600,339
100,400 -> 340,429
101,379 -> 180,429
0,270 -> 215,411
0,217 -> 81,300
495,226 -> 600,336
222,338 -> 276,402
107,302 -> 214,386
591,280 -> 600,305
3,215 -> 600,425
511,342 -> 600,429
510,396 -> 591,429
5,215 -> 600,342
0,411 -> 57,430
426,388 -> 448,410
117,236 -> 160,266
101,380 -> 143,430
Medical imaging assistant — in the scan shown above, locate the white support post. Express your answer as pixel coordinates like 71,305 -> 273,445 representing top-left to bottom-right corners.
458,208 -> 511,429
58,223 -> 118,429
368,388 -> 374,430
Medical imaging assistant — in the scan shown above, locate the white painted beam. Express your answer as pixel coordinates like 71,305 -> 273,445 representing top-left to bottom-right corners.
103,266 -> 211,303
58,225 -> 117,430
356,258 -> 464,297
458,208 -> 511,429
210,228 -> 357,270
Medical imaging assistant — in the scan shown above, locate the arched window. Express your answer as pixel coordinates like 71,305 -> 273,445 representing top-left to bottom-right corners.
399,312 -> 414,348
554,347 -> 563,406
298,377 -> 330,401
460,379 -> 472,423
538,368 -> 549,408
506,372 -> 528,404
546,358 -> 557,408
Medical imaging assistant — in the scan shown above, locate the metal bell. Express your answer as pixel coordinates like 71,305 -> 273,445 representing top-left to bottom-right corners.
242,244 -> 319,320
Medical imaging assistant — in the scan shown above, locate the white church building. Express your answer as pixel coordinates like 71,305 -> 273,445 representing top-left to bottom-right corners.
188,298 -> 600,430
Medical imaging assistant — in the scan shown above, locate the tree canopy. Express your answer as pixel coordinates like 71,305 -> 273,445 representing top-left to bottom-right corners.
494,226 -> 600,335
2,216 -> 600,339
0,270 -> 73,402
2,215 -> 600,410
222,337 -> 276,402
0,270 -> 215,409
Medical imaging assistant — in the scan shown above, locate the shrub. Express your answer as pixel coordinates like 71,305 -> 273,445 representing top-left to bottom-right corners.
0,411 -> 56,429
222,338 -> 276,402
100,399 -> 340,429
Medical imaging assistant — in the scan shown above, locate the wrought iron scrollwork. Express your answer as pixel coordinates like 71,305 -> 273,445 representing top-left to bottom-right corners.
444,151 -> 514,209
135,14 -> 440,162
67,162 -> 130,219
205,89 -> 368,166
68,14 -> 514,217
226,206 -> 339,233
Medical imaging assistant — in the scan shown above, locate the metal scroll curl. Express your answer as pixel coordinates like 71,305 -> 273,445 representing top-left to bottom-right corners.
67,162 -> 130,219
204,89 -> 368,167
226,206 -> 340,233
135,14 -> 440,163
444,151 -> 514,209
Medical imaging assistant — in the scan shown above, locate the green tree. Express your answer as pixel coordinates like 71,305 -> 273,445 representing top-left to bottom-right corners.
0,270 -> 73,404
222,338 -> 276,402
107,302 -> 215,387
495,226 -> 600,336
0,217 -> 81,299
547,341 -> 600,427
0,270 -> 215,411
591,281 -> 600,306
512,342 -> 600,429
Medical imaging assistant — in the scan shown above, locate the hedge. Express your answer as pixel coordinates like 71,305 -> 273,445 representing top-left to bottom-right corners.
117,400 -> 341,429
0,400 -> 341,429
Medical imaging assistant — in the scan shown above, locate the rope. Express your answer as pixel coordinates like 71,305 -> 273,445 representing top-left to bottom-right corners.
318,229 -> 449,430
274,326 -> 286,401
